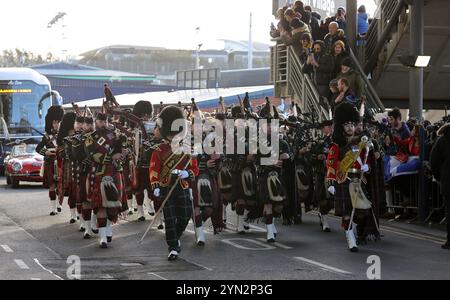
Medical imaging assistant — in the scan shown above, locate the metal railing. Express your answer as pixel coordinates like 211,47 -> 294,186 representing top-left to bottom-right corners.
270,40 -> 385,121
364,0 -> 407,74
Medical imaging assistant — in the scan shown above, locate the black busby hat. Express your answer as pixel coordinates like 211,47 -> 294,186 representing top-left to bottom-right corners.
133,100 -> 153,119
84,117 -> 94,125
332,102 -> 360,147
45,105 -> 64,134
57,112 -> 76,147
156,105 -> 186,140
334,102 -> 360,127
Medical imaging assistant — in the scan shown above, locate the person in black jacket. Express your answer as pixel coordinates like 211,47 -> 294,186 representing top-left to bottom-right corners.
430,122 -> 450,250
302,40 -> 334,102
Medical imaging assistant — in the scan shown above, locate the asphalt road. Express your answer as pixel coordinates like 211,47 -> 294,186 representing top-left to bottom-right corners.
0,178 -> 449,280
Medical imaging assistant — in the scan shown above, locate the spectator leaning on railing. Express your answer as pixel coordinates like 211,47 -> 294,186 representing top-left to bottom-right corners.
282,17 -> 310,58
293,0 -> 311,25
302,40 -> 334,102
430,121 -> 450,250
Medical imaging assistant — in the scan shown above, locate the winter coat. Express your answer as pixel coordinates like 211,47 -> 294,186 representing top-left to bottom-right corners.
430,125 -> 450,196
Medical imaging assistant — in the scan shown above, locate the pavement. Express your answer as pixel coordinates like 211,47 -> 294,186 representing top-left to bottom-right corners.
0,177 -> 449,280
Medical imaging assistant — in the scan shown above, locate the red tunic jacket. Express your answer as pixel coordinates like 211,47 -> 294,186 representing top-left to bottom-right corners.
149,141 -> 199,190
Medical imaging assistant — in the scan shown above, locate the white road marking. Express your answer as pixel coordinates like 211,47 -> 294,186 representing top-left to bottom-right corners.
221,238 -> 277,251
14,259 -> 30,270
33,258 -> 64,280
148,272 -> 168,280
180,257 -> 214,272
120,263 -> 142,267
31,278 -> 41,281
100,274 -> 115,280
255,238 -> 293,249
1,245 -> 13,253
294,257 -> 352,275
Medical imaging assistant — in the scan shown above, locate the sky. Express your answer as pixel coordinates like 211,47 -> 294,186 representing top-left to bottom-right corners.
0,0 -> 377,58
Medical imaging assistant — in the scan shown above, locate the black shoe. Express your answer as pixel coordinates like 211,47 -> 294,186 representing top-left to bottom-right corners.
107,236 -> 112,243
77,216 -> 80,220
244,225 -> 250,231
100,242 -> 108,249
350,247 -> 359,253
157,224 -> 164,230
57,207 -> 62,213
148,212 -> 155,217
50,211 -> 57,216
127,211 -> 133,216
134,208 -> 138,212
70,219 -> 76,224
267,238 -> 275,243
92,229 -> 99,234
84,234 -> 92,240
324,227 -> 331,233
442,242 -> 450,250
138,217 -> 146,222
79,227 -> 86,233
197,241 -> 205,247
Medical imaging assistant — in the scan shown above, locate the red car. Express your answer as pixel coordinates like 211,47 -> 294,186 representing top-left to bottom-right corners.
4,144 -> 44,188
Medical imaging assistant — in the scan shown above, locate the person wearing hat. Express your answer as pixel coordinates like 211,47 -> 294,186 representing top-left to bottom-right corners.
84,111 -> 125,249
282,17 -> 311,58
430,121 -> 450,250
149,106 -> 199,261
336,57 -> 363,99
326,103 -> 371,252
257,99 -> 292,243
36,106 -> 64,216
131,100 -> 156,222
315,120 -> 334,232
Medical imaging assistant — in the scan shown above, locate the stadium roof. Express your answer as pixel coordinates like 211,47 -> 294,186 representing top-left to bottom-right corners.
65,85 -> 274,109
30,62 -> 157,81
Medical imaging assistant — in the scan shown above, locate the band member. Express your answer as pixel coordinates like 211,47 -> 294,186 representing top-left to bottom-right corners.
149,106 -> 199,261
326,103 -> 373,252
132,101 -> 155,221
71,112 -> 95,239
85,112 -> 126,248
57,112 -> 78,222
258,99 -> 291,243
36,105 -> 64,216
316,120 -> 334,232
191,114 -> 224,245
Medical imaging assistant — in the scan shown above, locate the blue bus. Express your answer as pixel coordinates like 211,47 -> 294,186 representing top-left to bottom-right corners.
0,68 -> 59,174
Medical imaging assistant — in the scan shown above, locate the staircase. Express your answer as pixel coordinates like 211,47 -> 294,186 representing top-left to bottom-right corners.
270,41 -> 385,121
362,0 -> 450,109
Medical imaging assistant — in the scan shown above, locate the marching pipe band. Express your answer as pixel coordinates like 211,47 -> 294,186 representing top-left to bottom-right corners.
39,86 -> 383,260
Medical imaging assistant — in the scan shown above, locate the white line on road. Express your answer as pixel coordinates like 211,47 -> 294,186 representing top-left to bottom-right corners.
294,257 -> 352,275
148,272 -> 168,280
31,278 -> 41,281
33,258 -> 64,280
180,257 -> 214,272
255,238 -> 293,249
14,259 -> 30,270
1,245 -> 13,253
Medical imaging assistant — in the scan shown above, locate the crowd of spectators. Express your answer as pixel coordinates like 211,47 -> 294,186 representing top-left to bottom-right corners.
270,1 -> 369,115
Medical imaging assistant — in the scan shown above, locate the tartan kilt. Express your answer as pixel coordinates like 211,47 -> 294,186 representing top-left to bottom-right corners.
122,162 -> 133,194
231,165 -> 258,206
258,170 -> 287,206
89,166 -> 125,213
43,160 -> 56,188
192,174 -> 221,208
335,180 -> 353,217
77,173 -> 89,204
